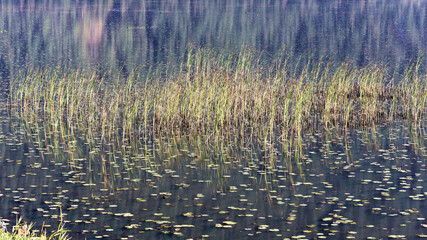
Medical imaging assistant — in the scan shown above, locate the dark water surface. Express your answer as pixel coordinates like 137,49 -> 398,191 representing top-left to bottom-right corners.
0,0 -> 427,239
1,111 -> 426,239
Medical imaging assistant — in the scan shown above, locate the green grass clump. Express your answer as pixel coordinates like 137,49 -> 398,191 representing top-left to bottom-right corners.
0,218 -> 69,240
9,48 -> 426,145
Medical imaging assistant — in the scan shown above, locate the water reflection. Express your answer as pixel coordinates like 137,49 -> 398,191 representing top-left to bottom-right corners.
0,0 -> 425,79
1,112 -> 426,239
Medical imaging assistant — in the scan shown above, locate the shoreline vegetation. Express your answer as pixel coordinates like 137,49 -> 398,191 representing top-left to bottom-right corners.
0,218 -> 69,240
9,48 -> 426,144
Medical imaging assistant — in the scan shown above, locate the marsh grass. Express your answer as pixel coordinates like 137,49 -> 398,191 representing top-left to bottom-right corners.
8,49 -> 425,192
9,48 -> 426,147
0,217 -> 69,240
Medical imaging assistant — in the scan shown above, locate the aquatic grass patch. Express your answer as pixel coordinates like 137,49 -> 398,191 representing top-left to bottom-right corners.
9,49 -> 426,145
0,217 -> 69,240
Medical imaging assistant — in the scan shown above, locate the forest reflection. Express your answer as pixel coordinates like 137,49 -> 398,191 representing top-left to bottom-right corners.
0,0 -> 425,77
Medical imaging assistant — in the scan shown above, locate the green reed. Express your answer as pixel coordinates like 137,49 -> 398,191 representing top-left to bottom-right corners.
9,48 -> 426,146
0,217 -> 69,240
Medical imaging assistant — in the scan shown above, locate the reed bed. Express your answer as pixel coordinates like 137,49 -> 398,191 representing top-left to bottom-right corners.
9,49 -> 426,144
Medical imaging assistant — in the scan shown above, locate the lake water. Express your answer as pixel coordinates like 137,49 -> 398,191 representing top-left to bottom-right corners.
1,115 -> 426,239
0,0 -> 426,77
0,0 -> 426,239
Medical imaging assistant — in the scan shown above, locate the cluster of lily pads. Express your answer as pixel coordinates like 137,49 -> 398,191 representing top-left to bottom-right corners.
2,107 -> 426,238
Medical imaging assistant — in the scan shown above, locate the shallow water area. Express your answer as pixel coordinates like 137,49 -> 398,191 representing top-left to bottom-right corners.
1,106 -> 426,239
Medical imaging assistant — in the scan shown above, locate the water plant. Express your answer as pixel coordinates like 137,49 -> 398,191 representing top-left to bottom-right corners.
9,48 -> 425,147
0,217 -> 69,240
4,79 -> 426,239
